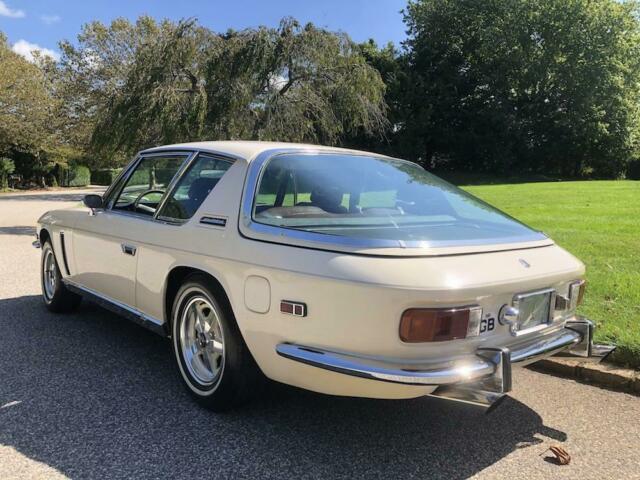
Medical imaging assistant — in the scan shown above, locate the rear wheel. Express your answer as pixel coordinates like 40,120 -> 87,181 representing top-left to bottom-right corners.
40,240 -> 82,313
171,274 -> 261,411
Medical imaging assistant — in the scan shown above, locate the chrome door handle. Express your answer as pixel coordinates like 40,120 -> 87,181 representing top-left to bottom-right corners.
121,244 -> 137,256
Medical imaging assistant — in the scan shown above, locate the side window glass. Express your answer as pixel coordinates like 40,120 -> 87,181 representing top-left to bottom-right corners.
111,155 -> 187,216
158,155 -> 232,221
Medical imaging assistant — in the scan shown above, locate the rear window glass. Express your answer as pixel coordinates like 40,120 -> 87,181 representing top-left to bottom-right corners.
253,153 -> 544,247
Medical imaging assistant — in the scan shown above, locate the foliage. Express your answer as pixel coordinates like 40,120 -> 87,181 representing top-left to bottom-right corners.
60,165 -> 91,187
59,17 -> 388,163
465,180 -> 640,368
5,4 -> 640,181
91,168 -> 122,186
0,33 -> 55,156
0,157 -> 15,190
391,0 -> 640,177
627,160 -> 640,180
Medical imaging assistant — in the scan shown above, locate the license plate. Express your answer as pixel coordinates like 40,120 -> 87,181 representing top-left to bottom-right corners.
512,289 -> 555,334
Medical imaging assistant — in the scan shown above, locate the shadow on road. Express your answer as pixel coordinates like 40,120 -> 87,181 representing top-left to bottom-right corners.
0,226 -> 36,236
0,190 -> 103,203
0,295 -> 567,479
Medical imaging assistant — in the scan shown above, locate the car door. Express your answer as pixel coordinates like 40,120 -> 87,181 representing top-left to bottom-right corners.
134,153 -> 234,320
71,152 -> 191,307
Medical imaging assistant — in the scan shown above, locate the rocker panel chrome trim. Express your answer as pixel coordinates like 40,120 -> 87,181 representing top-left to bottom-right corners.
63,279 -> 166,336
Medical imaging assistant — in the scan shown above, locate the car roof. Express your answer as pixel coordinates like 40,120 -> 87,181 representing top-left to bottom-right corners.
139,140 -> 378,162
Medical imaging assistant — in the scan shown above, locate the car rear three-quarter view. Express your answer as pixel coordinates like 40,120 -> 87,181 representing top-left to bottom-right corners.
35,141 -> 615,412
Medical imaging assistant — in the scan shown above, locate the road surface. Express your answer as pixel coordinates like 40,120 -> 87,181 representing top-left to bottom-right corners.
0,189 -> 638,479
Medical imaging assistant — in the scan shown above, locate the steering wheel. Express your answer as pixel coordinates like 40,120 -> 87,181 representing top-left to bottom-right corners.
133,189 -> 165,214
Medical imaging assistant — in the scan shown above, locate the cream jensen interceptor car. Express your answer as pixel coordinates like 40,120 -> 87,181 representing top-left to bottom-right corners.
35,141 -> 614,411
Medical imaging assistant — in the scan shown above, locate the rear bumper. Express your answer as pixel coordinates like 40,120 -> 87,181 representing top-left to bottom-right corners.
276,316 -> 615,409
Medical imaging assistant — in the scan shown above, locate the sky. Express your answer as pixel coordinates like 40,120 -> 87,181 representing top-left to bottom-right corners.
0,0 -> 408,62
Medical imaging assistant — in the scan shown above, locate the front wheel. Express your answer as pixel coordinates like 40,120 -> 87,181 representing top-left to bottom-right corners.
171,274 -> 262,411
40,240 -> 82,313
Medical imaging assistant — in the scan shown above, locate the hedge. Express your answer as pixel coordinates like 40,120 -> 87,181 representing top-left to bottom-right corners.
91,168 -> 122,186
627,160 -> 640,180
60,165 -> 91,187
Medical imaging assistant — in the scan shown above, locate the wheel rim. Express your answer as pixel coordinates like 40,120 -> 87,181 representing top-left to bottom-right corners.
179,295 -> 225,386
42,248 -> 57,300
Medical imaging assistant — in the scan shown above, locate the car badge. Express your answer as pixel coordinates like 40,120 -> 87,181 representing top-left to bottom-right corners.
519,259 -> 531,268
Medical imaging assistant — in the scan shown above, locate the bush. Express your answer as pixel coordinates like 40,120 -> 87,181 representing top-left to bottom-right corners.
91,168 -> 122,186
60,165 -> 91,187
0,157 -> 15,190
627,160 -> 640,180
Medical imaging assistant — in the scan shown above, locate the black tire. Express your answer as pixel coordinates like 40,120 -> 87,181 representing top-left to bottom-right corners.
171,273 -> 262,411
40,240 -> 82,313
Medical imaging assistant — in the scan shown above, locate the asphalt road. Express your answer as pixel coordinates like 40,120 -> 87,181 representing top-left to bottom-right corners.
0,189 -> 638,480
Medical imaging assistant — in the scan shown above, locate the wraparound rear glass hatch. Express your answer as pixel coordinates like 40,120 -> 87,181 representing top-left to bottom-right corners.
250,152 -> 547,249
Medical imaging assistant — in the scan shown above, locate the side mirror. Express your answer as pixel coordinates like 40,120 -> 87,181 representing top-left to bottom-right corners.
83,194 -> 103,213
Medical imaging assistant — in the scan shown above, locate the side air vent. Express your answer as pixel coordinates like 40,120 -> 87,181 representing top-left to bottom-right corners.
59,232 -> 71,276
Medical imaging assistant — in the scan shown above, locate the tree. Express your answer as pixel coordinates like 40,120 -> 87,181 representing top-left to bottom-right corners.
400,0 -> 640,177
59,17 -> 388,161
0,33 -> 51,155
0,157 -> 14,190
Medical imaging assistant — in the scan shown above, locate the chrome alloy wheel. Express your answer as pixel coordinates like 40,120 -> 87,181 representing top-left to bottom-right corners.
179,296 -> 225,386
42,247 -> 57,301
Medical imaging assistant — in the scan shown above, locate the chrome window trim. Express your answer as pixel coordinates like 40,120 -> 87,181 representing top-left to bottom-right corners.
239,148 -> 549,250
102,148 -> 237,226
105,151 -> 194,211
102,155 -> 142,208
155,152 -> 235,223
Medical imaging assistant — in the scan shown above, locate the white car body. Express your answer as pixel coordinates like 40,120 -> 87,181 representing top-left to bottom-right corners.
36,141 -> 611,409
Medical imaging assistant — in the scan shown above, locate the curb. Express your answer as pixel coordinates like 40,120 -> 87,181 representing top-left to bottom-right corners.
531,357 -> 640,395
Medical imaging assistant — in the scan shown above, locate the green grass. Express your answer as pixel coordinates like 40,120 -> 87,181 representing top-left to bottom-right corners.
463,180 -> 640,368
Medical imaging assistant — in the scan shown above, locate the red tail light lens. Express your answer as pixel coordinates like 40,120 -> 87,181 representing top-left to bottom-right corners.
400,307 -> 480,343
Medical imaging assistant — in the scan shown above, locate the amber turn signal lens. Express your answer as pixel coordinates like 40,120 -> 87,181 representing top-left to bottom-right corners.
400,308 -> 474,343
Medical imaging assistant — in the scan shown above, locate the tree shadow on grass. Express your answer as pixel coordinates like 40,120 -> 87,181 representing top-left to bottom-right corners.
0,295 -> 566,480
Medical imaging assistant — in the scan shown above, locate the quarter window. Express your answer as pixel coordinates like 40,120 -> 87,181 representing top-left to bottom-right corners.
112,154 -> 188,216
158,154 -> 232,221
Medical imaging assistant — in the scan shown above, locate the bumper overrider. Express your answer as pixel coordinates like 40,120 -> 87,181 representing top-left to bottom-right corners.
276,316 -> 615,411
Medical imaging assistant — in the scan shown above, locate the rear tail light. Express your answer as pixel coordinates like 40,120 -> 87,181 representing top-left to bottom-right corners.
399,306 -> 482,343
569,280 -> 586,310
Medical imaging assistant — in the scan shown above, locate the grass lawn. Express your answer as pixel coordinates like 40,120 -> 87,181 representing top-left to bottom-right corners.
463,180 -> 640,368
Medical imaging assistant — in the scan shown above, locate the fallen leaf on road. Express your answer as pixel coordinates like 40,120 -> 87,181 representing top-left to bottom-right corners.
540,445 -> 571,465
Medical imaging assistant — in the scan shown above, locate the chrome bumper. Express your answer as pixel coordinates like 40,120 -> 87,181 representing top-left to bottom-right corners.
276,317 -> 615,410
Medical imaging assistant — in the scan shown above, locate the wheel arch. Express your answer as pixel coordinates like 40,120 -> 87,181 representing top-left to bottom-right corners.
38,226 -> 51,245
163,266 -> 235,335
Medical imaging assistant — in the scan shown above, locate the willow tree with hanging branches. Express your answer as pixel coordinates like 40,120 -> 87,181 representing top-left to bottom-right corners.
58,17 -> 388,164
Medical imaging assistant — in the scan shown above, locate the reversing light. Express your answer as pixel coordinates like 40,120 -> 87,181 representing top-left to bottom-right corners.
569,280 -> 586,310
399,306 -> 482,343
